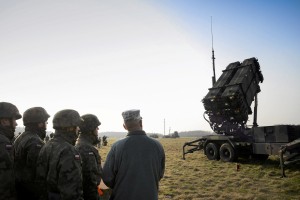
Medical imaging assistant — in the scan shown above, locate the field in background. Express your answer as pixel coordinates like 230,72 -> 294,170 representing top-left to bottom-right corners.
99,137 -> 300,200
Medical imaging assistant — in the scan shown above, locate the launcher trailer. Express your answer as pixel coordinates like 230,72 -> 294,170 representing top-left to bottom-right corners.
182,57 -> 300,177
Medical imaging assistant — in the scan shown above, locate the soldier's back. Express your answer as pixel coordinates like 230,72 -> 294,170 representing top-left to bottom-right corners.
0,133 -> 16,200
36,133 -> 83,200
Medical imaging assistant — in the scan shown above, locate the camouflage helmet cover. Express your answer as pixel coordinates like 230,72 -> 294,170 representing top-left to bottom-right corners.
0,102 -> 22,119
23,107 -> 50,125
79,114 -> 101,133
53,109 -> 82,129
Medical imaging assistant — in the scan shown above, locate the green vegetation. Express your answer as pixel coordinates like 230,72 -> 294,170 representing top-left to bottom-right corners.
100,138 -> 300,200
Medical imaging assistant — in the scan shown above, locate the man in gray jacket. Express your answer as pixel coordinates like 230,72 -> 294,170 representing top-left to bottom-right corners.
102,109 -> 165,200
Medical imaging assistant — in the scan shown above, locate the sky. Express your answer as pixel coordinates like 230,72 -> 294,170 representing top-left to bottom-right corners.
1,0 -> 300,134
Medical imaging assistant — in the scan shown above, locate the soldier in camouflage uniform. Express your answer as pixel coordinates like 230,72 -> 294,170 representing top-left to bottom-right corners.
35,109 -> 84,200
14,107 -> 50,200
0,102 -> 22,200
75,114 -> 103,200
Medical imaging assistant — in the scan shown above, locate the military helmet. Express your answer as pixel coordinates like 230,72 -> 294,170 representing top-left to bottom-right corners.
23,107 -> 50,126
53,109 -> 82,129
0,102 -> 22,119
79,114 -> 101,133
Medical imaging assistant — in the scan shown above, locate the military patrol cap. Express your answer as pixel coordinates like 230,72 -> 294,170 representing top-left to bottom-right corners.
0,102 -> 22,119
122,109 -> 142,122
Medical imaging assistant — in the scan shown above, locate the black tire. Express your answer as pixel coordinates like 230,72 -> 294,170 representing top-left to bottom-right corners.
205,143 -> 220,160
219,143 -> 237,162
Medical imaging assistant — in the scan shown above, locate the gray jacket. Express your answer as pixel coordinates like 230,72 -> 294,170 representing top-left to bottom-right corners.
102,130 -> 165,200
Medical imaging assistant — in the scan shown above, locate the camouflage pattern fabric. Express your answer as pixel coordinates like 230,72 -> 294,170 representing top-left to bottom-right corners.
22,107 -> 50,126
0,102 -> 22,120
35,130 -> 83,200
121,109 -> 142,122
75,134 -> 103,200
14,130 -> 45,199
52,109 -> 82,129
0,130 -> 16,200
79,114 -> 101,133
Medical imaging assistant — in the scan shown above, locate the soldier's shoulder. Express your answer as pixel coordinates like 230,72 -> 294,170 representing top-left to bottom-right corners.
147,136 -> 164,148
0,134 -> 10,143
29,134 -> 44,143
61,142 -> 77,153
17,132 -> 43,146
75,141 -> 94,150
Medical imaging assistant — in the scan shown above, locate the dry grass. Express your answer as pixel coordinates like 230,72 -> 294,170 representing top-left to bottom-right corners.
99,137 -> 300,200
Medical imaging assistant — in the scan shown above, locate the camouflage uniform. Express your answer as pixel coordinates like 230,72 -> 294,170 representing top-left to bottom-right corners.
0,102 -> 22,200
14,107 -> 50,200
0,133 -> 16,200
35,109 -> 84,200
75,114 -> 102,200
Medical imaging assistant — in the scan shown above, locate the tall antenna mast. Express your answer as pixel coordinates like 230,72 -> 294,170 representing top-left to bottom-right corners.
211,16 -> 216,86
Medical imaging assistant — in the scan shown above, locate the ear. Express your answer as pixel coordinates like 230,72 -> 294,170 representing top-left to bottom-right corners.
38,122 -> 45,128
139,120 -> 143,128
0,119 -> 9,126
123,123 -> 128,130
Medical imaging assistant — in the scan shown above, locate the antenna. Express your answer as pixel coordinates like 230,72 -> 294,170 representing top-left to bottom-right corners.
211,16 -> 216,86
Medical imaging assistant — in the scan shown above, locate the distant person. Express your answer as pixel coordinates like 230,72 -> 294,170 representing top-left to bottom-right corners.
14,107 -> 50,200
97,136 -> 102,148
35,109 -> 84,200
0,102 -> 22,200
102,135 -> 108,146
75,114 -> 103,200
102,109 -> 165,200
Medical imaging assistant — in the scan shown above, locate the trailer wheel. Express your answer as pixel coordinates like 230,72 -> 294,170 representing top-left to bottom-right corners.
205,143 -> 220,160
220,143 -> 236,162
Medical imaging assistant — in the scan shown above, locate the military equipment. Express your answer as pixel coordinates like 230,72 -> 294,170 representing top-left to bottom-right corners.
23,107 -> 50,125
52,109 -> 82,129
183,57 -> 300,177
79,114 -> 101,133
0,102 -> 22,119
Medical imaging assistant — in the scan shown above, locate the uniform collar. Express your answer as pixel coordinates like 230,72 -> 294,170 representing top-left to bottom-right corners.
54,130 -> 77,145
127,130 -> 146,136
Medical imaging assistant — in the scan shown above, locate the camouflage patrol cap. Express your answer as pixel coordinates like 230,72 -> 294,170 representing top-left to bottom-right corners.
52,109 -> 83,129
122,109 -> 142,122
79,114 -> 101,133
23,107 -> 50,125
0,102 -> 22,119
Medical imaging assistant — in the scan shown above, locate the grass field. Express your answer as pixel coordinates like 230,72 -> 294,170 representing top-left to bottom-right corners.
99,137 -> 300,200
